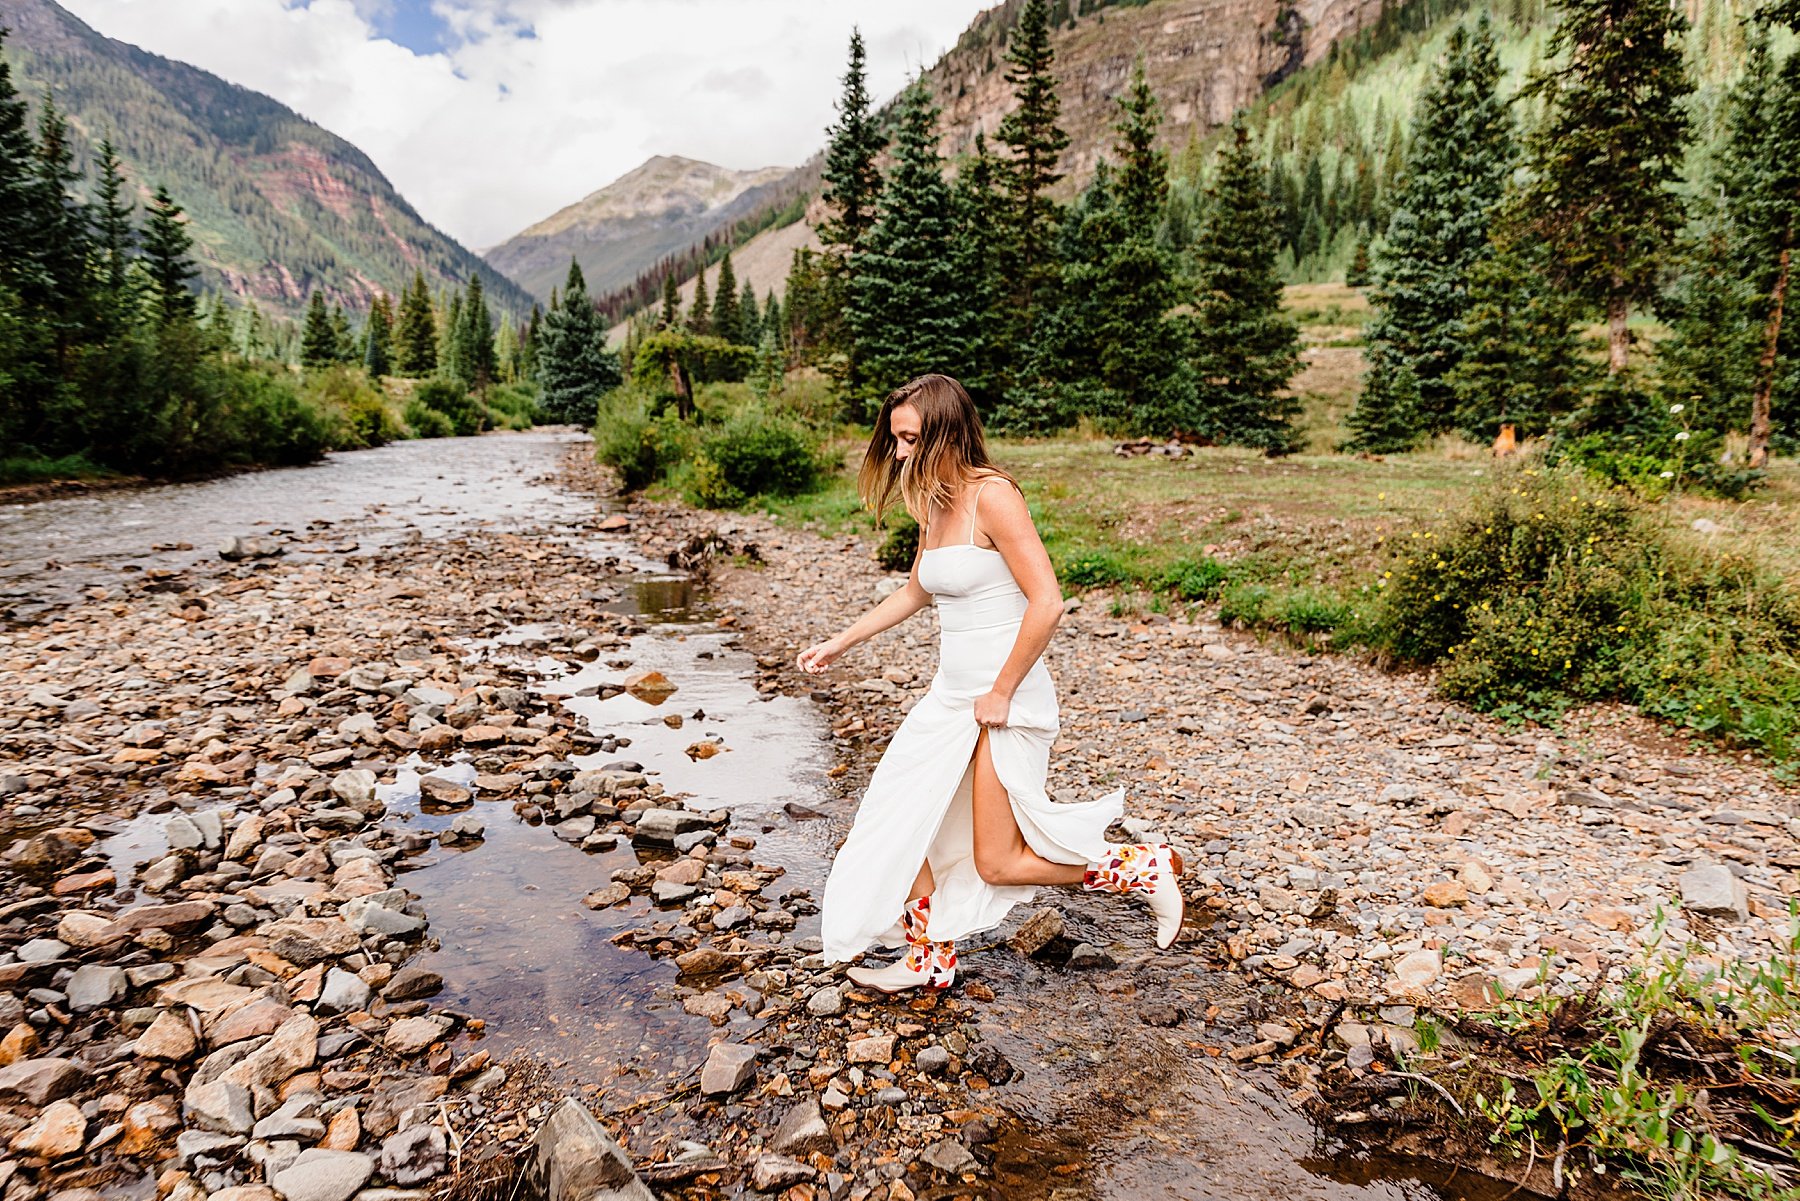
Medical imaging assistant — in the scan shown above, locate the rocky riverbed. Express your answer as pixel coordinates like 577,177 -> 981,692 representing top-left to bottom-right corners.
0,433 -> 1794,1201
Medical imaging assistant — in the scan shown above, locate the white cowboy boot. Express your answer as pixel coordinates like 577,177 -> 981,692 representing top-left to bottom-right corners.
846,895 -> 957,993
1083,842 -> 1185,949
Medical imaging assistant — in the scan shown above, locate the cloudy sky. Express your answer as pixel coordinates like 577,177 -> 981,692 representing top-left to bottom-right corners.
58,0 -> 994,250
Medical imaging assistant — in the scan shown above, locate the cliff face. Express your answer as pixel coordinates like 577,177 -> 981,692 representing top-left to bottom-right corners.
925,0 -> 1388,186
483,156 -> 804,304
4,0 -> 533,315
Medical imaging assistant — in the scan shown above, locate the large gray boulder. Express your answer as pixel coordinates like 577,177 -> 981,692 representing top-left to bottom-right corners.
525,1097 -> 654,1201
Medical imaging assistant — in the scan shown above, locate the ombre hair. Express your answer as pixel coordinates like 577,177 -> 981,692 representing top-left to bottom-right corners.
856,374 -> 1018,531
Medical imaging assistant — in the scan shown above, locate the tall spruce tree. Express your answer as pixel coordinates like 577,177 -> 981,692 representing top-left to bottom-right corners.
844,83 -> 975,408
395,271 -> 437,376
536,259 -> 620,423
952,132 -> 1006,405
997,0 -> 1070,350
659,272 -> 679,329
687,267 -> 711,336
364,294 -> 393,378
453,273 -> 496,390
33,96 -> 91,349
0,28 -> 40,300
139,185 -> 198,324
737,278 -> 759,346
819,29 -> 886,255
1188,122 -> 1302,451
521,303 -> 542,381
1447,221 -> 1591,440
300,291 -> 337,367
90,139 -> 135,328
711,252 -> 740,343
1520,0 -> 1691,379
1348,18 -> 1513,452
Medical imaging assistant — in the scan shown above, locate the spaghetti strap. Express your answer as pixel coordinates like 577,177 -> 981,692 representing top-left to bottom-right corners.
966,480 -> 991,545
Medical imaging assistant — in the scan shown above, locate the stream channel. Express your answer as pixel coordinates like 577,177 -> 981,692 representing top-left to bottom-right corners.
1,432 -> 1510,1200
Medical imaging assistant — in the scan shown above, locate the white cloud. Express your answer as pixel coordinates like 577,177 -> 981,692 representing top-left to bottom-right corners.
56,0 -> 994,250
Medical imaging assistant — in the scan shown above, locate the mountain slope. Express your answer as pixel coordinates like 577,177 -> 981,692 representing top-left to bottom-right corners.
483,155 -> 809,304
4,0 -> 533,316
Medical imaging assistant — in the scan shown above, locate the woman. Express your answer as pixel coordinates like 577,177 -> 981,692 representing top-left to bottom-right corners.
798,374 -> 1184,993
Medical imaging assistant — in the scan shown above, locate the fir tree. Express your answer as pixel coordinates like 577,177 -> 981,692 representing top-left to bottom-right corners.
1351,18 -> 1513,449
997,0 -> 1070,348
659,272 -> 679,328
32,96 -> 91,345
441,290 -> 464,381
819,28 -> 886,255
1447,223 -> 1591,440
139,185 -> 198,324
952,132 -> 1007,405
394,271 -> 437,376
0,29 -> 41,300
300,290 -> 337,368
1520,0 -> 1692,377
687,267 -> 711,335
454,273 -> 497,390
844,83 -> 976,409
711,251 -> 740,344
1188,122 -> 1303,451
364,293 -> 393,378
536,259 -> 620,423
737,278 -> 759,346
521,303 -> 542,380
762,289 -> 783,345
329,303 -> 354,362
90,139 -> 136,327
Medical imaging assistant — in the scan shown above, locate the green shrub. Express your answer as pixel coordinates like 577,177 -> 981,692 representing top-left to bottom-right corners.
1218,582 -> 1273,628
0,452 -> 114,486
402,398 -> 455,439
485,382 -> 539,431
229,368 -> 336,466
1058,549 -> 1138,589
1158,556 -> 1231,600
876,516 -> 920,572
593,388 -> 698,491
1367,465 -> 1800,754
697,412 -> 819,503
1276,588 -> 1354,634
413,379 -> 485,437
681,452 -> 745,509
300,367 -> 400,449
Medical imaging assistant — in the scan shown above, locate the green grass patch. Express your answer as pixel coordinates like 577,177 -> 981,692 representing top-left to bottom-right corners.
0,453 -> 121,486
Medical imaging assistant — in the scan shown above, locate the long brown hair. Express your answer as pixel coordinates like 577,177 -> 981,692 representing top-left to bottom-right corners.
856,374 -> 1018,530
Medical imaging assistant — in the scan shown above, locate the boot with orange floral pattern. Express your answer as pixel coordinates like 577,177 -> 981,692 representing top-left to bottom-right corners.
847,895 -> 957,993
1083,842 -> 1185,948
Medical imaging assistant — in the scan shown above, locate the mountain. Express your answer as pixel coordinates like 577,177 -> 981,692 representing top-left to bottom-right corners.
2,0 -> 534,316
483,155 -> 808,304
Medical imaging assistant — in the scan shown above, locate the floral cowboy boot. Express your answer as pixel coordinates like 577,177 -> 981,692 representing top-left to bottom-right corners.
847,895 -> 957,993
1083,842 -> 1186,948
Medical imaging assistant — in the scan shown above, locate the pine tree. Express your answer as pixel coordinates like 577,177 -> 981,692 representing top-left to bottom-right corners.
819,28 -> 886,255
33,96 -> 91,343
521,303 -> 542,380
1188,122 -> 1303,451
300,290 -> 337,367
1711,28 -> 1800,467
688,267 -> 711,335
1447,224 -> 1591,440
952,132 -> 1006,404
997,0 -> 1070,349
329,304 -> 354,362
139,185 -> 198,324
659,272 -> 679,329
364,293 -> 393,378
90,139 -> 136,327
737,278 -> 759,346
844,83 -> 976,410
537,259 -> 621,423
1520,0 -> 1692,377
0,29 -> 42,300
762,290 -> 783,345
454,273 -> 497,390
711,251 -> 740,344
441,290 -> 464,381
1351,18 -> 1513,450
395,271 -> 437,376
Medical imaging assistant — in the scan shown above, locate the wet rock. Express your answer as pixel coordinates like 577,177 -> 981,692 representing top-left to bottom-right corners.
419,776 -> 471,808
582,883 -> 631,910
118,900 -> 215,931
377,1124 -> 448,1185
219,536 -> 283,561
445,813 -> 485,842
699,1043 -> 757,1095
915,1046 -> 951,1075
919,1138 -> 979,1175
1067,942 -> 1114,969
631,808 -> 711,845
525,1096 -> 654,1201
673,948 -> 737,977
624,670 -> 677,702
0,1057 -> 82,1105
1008,908 -> 1065,957
269,1149 -> 375,1201
772,1098 -> 833,1156
384,1016 -> 451,1056
1679,864 -> 1748,920
264,918 -> 360,966
381,967 -> 443,1002
10,1099 -> 86,1159
749,1153 -> 813,1191
806,986 -> 843,1017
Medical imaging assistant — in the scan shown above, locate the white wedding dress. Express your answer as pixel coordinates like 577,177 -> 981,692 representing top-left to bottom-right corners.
820,484 -> 1125,963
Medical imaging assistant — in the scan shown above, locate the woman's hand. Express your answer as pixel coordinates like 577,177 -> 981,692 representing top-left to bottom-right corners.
797,636 -> 849,675
973,689 -> 1012,730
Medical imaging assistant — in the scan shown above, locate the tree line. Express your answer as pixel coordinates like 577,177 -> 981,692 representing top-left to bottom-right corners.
1344,0 -> 1796,484
766,3 -> 1305,449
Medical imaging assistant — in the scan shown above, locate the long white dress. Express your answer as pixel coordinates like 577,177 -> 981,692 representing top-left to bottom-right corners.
820,487 -> 1125,963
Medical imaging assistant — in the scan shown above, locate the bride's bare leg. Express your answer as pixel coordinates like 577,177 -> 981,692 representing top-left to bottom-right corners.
969,729 -> 1086,887
908,859 -> 935,901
